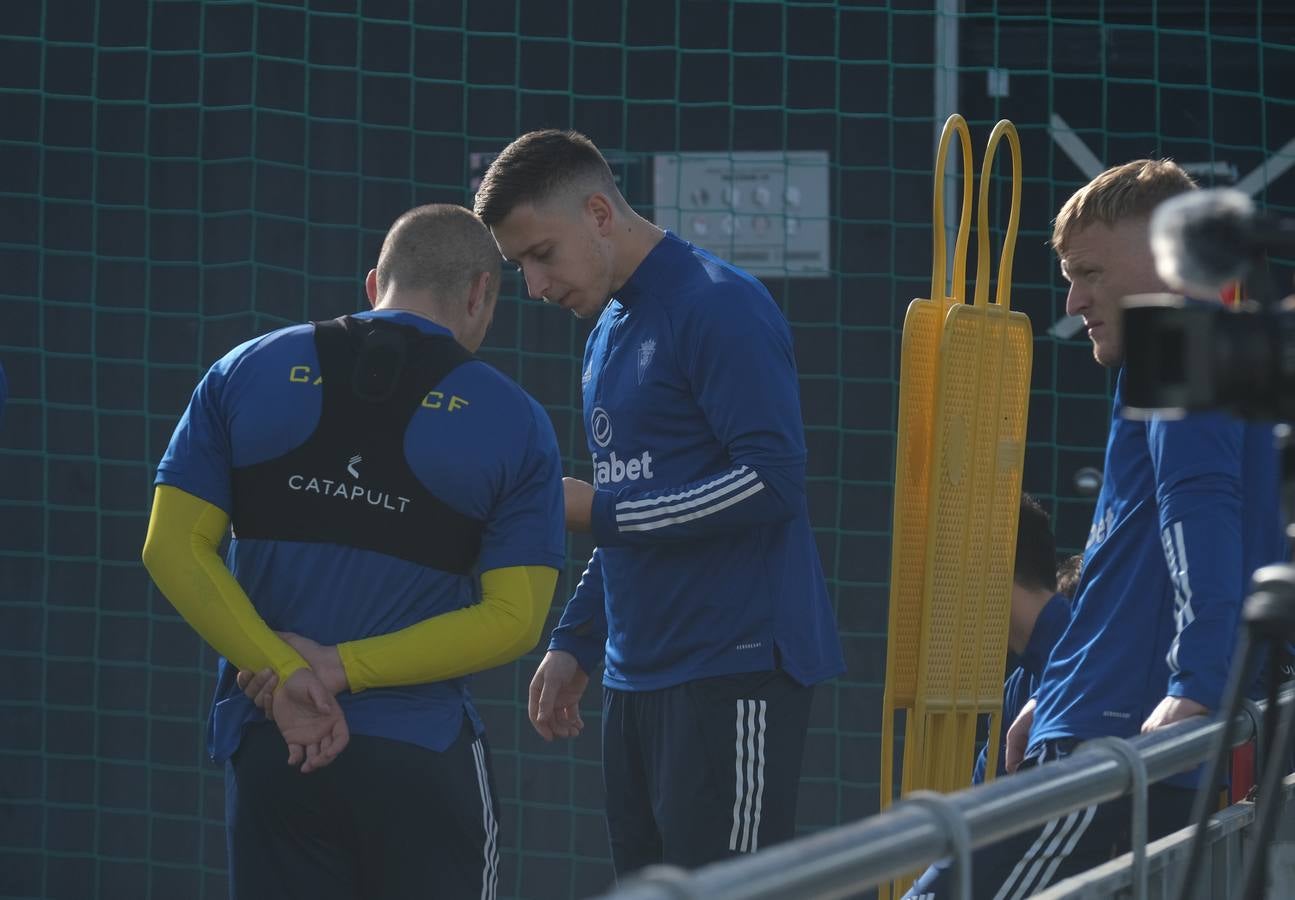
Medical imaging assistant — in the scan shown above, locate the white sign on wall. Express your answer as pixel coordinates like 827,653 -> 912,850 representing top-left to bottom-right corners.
653,151 -> 830,278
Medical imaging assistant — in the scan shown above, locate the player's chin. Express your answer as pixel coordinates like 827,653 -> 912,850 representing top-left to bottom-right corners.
569,297 -> 600,319
1093,338 -> 1124,369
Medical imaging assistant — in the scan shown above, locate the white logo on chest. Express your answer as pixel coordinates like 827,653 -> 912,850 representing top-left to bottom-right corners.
285,453 -> 411,512
637,339 -> 656,385
590,407 -> 613,448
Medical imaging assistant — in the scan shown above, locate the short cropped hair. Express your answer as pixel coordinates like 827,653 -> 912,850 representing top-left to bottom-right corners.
1015,493 -> 1059,593
375,204 -> 500,299
1051,159 -> 1197,255
1055,553 -> 1083,600
473,129 -> 618,226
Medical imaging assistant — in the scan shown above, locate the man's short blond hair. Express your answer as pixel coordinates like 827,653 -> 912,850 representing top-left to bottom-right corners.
376,204 -> 500,299
1052,159 -> 1197,255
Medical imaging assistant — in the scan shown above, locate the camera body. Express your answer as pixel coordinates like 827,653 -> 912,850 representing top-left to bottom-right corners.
1125,187 -> 1295,422
1122,294 -> 1295,422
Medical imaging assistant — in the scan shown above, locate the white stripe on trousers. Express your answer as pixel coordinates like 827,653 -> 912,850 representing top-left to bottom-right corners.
992,804 -> 1097,900
1029,804 -> 1098,894
728,699 -> 768,853
992,813 -> 1066,900
471,739 -> 499,900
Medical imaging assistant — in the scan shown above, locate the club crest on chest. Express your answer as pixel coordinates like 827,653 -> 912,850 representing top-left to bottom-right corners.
637,339 -> 656,385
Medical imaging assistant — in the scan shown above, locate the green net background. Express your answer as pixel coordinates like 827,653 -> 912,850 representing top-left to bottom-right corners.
1,1 -> 1293,898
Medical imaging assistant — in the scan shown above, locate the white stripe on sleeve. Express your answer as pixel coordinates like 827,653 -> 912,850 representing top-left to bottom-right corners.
615,469 -> 761,523
616,466 -> 751,511
619,483 -> 766,533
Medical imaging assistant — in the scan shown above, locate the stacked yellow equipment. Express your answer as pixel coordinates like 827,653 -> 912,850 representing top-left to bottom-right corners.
880,116 -> 1033,827
878,114 -> 975,829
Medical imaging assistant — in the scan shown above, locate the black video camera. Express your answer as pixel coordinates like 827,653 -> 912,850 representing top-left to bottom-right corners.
1122,294 -> 1295,421
1122,188 -> 1295,421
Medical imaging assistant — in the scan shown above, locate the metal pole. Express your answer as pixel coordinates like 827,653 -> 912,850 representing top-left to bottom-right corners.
934,0 -> 960,297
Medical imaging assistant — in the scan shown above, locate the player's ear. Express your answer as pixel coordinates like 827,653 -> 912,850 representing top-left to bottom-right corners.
588,192 -> 615,235
466,270 -> 492,318
364,269 -> 379,308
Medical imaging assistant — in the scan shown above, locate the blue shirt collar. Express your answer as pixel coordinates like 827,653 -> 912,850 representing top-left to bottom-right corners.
352,308 -> 454,339
613,231 -> 688,307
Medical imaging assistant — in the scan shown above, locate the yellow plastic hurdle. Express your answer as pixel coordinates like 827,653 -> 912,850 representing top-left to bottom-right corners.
879,119 -> 1033,888
879,113 -> 975,822
910,119 -> 1031,798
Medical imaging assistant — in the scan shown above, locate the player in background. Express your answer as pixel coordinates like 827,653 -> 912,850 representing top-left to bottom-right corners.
934,160 -> 1287,900
476,129 -> 845,877
144,204 -> 565,900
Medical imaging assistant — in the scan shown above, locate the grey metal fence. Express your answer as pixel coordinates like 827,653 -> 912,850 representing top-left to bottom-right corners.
600,690 -> 1294,900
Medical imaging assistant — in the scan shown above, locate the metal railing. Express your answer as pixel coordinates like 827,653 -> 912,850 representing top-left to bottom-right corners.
1033,793 -> 1255,899
599,690 -> 1293,900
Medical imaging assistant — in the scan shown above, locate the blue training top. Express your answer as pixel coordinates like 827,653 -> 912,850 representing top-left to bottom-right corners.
974,593 -> 1070,784
548,231 -> 845,691
155,309 -> 566,761
1030,370 -> 1286,780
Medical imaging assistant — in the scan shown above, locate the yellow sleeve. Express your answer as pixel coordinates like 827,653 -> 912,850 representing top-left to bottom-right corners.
141,484 -> 308,683
337,565 -> 558,692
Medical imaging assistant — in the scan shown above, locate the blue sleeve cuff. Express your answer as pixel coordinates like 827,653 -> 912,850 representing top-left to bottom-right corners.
590,488 -> 620,547
1167,675 -> 1225,712
549,632 -> 605,677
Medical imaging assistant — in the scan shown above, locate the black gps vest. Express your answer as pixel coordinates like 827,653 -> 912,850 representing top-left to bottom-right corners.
230,315 -> 485,574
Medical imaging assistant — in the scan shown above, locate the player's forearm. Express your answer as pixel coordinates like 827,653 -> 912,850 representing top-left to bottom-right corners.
589,461 -> 803,546
548,550 -> 607,674
142,485 -> 308,683
1160,475 -> 1244,709
338,565 -> 558,691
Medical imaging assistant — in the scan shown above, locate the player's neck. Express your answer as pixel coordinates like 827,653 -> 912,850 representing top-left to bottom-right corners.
1008,586 -> 1053,656
610,211 -> 666,293
370,295 -> 460,339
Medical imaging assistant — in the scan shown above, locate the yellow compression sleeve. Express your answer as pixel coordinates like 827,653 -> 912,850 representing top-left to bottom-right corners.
338,565 -> 559,692
142,485 -> 308,683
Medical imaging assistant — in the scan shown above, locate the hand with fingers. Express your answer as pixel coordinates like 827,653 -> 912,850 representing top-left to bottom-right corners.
236,667 -> 279,719
271,667 -> 350,774
237,664 -> 349,772
1005,697 -> 1036,774
237,632 -> 349,703
528,650 -> 589,741
1140,694 -> 1207,733
237,632 -> 352,771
